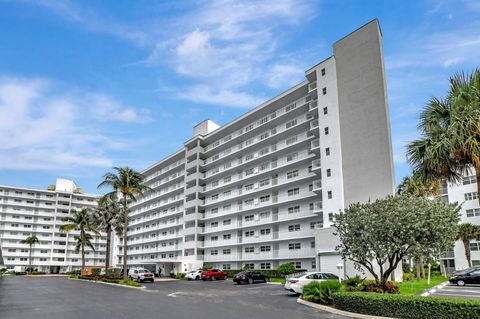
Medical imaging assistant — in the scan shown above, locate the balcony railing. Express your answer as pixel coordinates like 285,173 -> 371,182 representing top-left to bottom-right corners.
308,81 -> 317,92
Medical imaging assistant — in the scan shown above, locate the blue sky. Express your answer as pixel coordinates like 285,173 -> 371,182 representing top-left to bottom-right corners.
0,0 -> 479,194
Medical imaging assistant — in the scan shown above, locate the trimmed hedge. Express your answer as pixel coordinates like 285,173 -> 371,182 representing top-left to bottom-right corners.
333,292 -> 480,319
222,269 -> 307,278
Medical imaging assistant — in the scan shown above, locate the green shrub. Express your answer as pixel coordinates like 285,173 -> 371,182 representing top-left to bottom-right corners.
362,279 -> 400,294
30,271 -> 46,275
119,279 -> 142,287
91,268 -> 102,276
100,278 -> 120,284
69,274 -> 79,279
333,292 -> 480,319
223,269 -> 307,279
302,280 -> 342,305
403,273 -> 415,282
277,263 -> 297,276
342,275 -> 364,292
0,268 -> 7,273
78,275 -> 95,280
200,264 -> 213,271
175,272 -> 186,279
105,268 -> 122,279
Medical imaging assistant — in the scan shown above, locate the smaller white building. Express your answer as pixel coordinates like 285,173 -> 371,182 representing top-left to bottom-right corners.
0,178 -> 110,273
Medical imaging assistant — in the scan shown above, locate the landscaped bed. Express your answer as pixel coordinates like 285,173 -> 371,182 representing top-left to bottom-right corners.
399,274 -> 447,294
69,274 -> 143,288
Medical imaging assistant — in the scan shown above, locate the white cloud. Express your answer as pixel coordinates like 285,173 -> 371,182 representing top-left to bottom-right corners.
265,64 -> 305,89
177,85 -> 265,108
0,76 -> 150,170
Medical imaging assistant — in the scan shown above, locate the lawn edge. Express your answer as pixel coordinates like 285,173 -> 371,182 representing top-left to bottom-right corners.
297,298 -> 396,319
419,280 -> 449,297
68,277 -> 146,289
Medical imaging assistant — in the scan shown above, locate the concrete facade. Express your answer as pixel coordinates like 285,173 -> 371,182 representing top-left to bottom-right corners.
120,19 -> 395,275
0,178 -> 108,273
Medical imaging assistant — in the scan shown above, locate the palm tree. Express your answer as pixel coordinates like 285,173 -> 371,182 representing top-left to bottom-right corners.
458,223 -> 480,268
60,209 -> 99,275
21,234 -> 39,274
396,174 -> 440,197
98,167 -> 151,279
94,193 -> 122,269
407,69 -> 480,204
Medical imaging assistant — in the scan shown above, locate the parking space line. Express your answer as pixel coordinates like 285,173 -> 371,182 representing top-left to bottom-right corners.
431,292 -> 480,298
246,285 -> 280,290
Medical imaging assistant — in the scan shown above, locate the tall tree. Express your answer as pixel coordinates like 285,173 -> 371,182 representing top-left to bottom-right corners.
407,69 -> 480,204
21,234 -> 39,274
334,194 -> 460,286
98,167 -> 151,279
60,209 -> 99,275
94,193 -> 122,269
458,223 -> 480,268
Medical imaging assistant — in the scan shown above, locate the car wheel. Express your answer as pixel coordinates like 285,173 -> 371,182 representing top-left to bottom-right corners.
223,276 -> 227,280
212,276 -> 216,281
457,280 -> 466,286
264,277 -> 269,283
248,278 -> 253,284
195,276 -> 200,280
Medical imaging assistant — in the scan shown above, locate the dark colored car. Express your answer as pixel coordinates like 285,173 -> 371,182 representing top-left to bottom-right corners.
201,269 -> 228,281
452,266 -> 480,276
449,268 -> 480,286
233,271 -> 269,284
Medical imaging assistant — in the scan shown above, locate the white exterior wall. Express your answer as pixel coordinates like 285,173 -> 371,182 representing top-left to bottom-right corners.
0,179 -> 106,273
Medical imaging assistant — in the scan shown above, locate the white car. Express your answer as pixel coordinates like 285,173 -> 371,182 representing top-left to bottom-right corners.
185,270 -> 203,280
284,272 -> 339,294
128,268 -> 154,283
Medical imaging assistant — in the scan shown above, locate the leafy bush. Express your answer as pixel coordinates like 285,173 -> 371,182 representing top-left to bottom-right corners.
302,280 -> 342,305
362,279 -> 400,294
333,292 -> 480,319
403,273 -> 415,282
91,268 -> 102,276
200,264 -> 213,271
277,263 -> 297,276
25,267 -> 38,272
69,274 -> 79,279
119,279 -> 142,287
0,268 -> 7,273
175,272 -> 186,279
30,271 -> 46,275
222,269 -> 306,279
342,276 -> 364,292
78,275 -> 95,280
100,278 -> 120,284
105,268 -> 122,279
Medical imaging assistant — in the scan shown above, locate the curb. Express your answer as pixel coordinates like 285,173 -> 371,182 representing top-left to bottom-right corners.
68,278 -> 146,290
420,281 -> 448,297
297,298 -> 396,319
266,281 -> 282,285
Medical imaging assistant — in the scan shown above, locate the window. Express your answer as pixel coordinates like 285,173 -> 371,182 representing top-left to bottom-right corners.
211,208 -> 218,214
223,204 -> 231,211
260,263 -> 271,270
245,168 -> 254,176
223,190 -> 231,197
287,170 -> 299,179
470,242 -> 480,251
260,228 -> 271,235
212,167 -> 219,174
259,116 -> 268,125
311,241 -> 316,248
259,195 -> 270,202
245,247 -> 254,253
211,222 -> 218,228
245,231 -> 254,237
291,261 -> 302,269
211,194 -> 219,200
211,250 -> 218,255
463,175 -> 477,185
224,162 -> 231,169
245,184 -> 254,191
223,234 -> 231,240
288,243 -> 301,250
466,208 -> 480,217
286,136 -> 298,145
245,124 -> 254,132
324,127 -> 329,135
223,249 -> 231,255
211,154 -> 219,161
329,213 -> 334,222
325,148 -> 330,156
287,152 -> 298,162
245,215 -> 254,222
260,245 -> 271,252
288,224 -> 301,232
327,191 -> 333,199
212,180 -> 219,187
286,119 -> 297,129
245,199 -> 254,206
245,154 -> 254,161
223,264 -> 231,270
224,176 -> 231,183
321,68 -> 325,76
260,132 -> 269,140
223,219 -> 231,225
326,169 -> 331,177
285,103 -> 296,112
288,188 -> 300,196
259,179 -> 269,187
322,87 -> 327,95
259,147 -> 269,155
244,263 -> 254,270
288,206 -> 300,214
464,192 -> 478,201
224,135 -> 232,142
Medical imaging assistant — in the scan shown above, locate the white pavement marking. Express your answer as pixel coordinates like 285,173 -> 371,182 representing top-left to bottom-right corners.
167,292 -> 188,298
432,292 -> 480,298
246,285 -> 279,290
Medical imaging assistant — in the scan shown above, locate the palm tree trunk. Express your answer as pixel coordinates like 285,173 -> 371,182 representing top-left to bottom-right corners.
420,256 -> 425,279
123,195 -> 128,280
105,227 -> 111,269
476,168 -> 480,206
463,239 -> 472,267
81,241 -> 85,276
28,244 -> 32,275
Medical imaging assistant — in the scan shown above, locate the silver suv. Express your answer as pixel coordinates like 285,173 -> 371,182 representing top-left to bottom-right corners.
128,268 -> 154,283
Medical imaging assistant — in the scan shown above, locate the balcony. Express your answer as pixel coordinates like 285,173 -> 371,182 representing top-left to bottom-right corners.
310,139 -> 320,153
308,81 -> 317,92
309,100 -> 318,112
309,119 -> 319,131
311,202 -> 323,214
312,180 -> 322,193
311,159 -> 321,173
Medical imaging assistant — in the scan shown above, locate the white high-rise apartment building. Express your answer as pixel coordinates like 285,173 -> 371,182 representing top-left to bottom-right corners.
120,20 -> 395,276
0,178 -> 107,273
439,171 -> 480,272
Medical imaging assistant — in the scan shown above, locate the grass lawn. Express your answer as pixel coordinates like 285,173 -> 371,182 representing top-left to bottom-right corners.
269,277 -> 286,284
399,274 -> 448,295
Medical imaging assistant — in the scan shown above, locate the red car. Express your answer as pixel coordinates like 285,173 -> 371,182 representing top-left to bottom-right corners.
201,269 -> 228,281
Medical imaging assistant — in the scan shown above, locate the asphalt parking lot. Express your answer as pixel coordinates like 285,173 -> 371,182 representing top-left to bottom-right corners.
0,276 -> 346,319
429,283 -> 480,300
